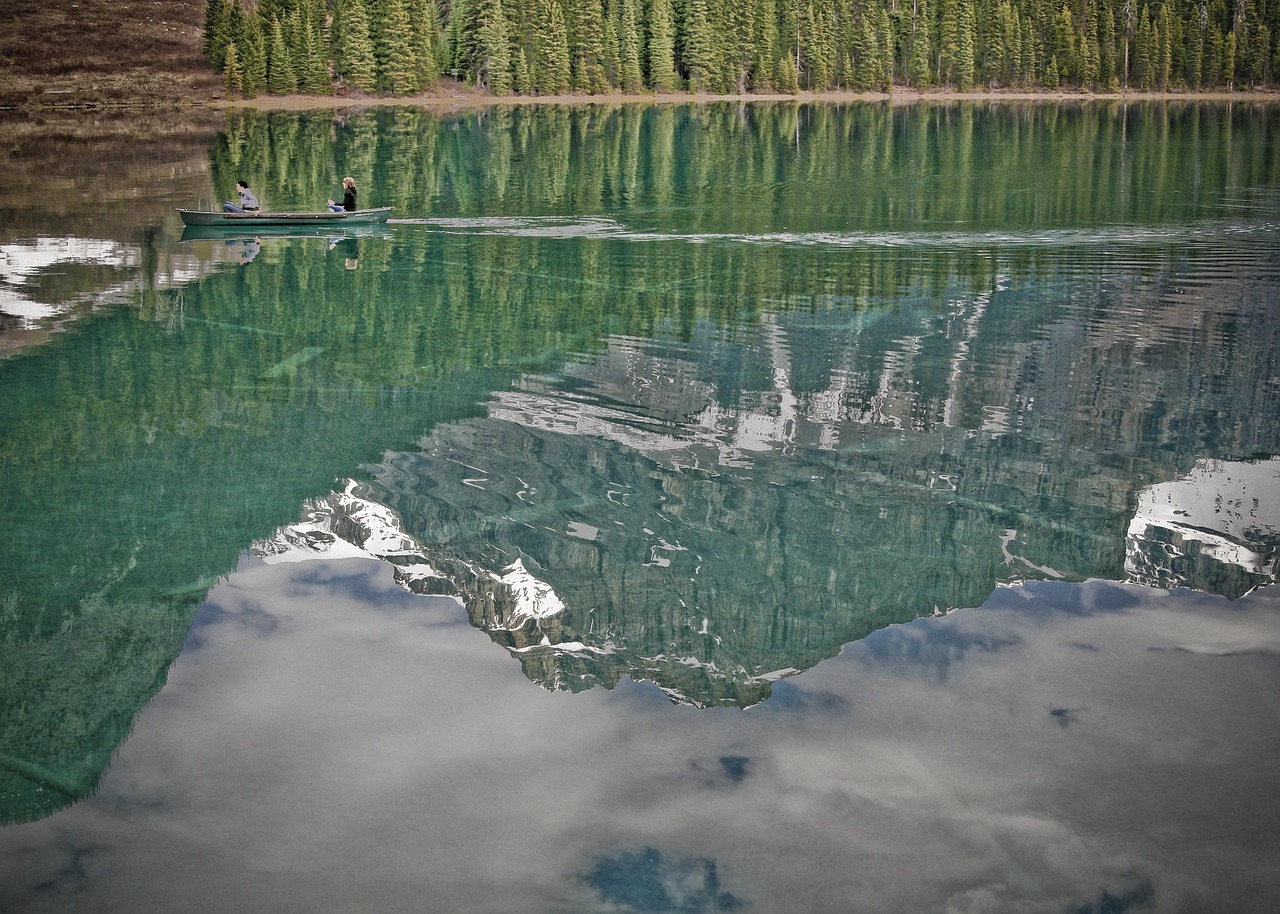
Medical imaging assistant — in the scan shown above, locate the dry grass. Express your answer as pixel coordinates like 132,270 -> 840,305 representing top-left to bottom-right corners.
0,0 -> 224,110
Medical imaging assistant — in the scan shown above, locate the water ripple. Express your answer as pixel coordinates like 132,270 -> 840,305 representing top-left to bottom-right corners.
390,215 -> 1280,255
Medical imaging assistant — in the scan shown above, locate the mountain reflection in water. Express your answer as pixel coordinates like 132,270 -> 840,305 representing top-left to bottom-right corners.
256,309 -> 1280,707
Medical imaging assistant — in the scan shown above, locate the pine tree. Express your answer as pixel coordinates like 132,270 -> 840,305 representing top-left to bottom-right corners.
1240,4 -> 1271,85
982,1 -> 1009,85
780,0 -> 801,87
285,8 -> 307,84
1223,29 -> 1235,88
1052,4 -> 1078,83
602,0 -> 622,86
956,0 -> 976,88
336,0 -> 378,92
648,0 -> 680,91
776,50 -> 801,91
534,0 -> 572,93
224,41 -> 245,93
204,0 -> 230,59
299,13 -> 330,92
1121,0 -> 1137,85
258,0 -> 291,31
910,0 -> 933,87
750,0 -> 778,92
938,0 -> 961,84
191,0 -> 1280,98
1134,8 -> 1153,88
807,0 -> 838,90
215,0 -> 246,73
573,0 -> 610,92
241,9 -> 267,96
1205,25 -> 1224,85
851,9 -> 879,90
475,0 -> 513,92
268,17 -> 298,93
1007,8 -> 1022,83
619,0 -> 645,91
380,0 -> 422,93
682,0 -> 715,91
446,0 -> 471,76
1157,2 -> 1174,88
267,16 -> 294,91
878,7 -> 895,89
1082,4 -> 1101,87
1100,0 -> 1119,89
795,0 -> 812,87
409,0 -> 442,88
1185,3 -> 1205,88
721,0 -> 755,92
1044,53 -> 1060,86
514,43 -> 534,93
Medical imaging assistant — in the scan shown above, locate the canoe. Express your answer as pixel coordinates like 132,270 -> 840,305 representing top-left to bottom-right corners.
180,223 -> 393,242
177,207 -> 392,227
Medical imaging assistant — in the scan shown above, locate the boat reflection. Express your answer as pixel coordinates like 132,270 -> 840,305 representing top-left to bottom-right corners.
178,225 -> 390,269
179,223 -> 393,243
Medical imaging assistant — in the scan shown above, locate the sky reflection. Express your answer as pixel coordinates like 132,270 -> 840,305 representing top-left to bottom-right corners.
1,556 -> 1276,913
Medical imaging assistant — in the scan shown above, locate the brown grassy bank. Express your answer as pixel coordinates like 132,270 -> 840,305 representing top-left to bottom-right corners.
0,0 -> 224,110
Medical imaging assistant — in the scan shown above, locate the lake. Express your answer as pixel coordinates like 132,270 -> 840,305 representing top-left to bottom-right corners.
1,100 -> 1279,912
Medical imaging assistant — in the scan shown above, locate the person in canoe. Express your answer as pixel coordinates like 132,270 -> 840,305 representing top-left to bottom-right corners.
327,176 -> 357,213
328,236 -> 359,269
223,180 -> 261,213
226,236 -> 262,264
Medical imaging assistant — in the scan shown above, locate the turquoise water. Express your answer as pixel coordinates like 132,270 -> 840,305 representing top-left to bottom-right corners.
1,102 -> 1278,910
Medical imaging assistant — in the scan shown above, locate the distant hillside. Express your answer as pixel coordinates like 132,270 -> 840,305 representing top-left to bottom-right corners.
0,0 -> 223,110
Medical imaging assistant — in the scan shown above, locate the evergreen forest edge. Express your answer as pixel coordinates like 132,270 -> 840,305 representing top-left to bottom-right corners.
205,0 -> 1280,100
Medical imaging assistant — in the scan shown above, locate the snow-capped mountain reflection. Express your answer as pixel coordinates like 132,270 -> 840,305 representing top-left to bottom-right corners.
255,310 -> 1280,708
1126,458 -> 1280,598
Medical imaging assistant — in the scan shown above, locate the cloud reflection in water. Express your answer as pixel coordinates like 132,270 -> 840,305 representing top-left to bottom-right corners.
0,557 -> 1276,912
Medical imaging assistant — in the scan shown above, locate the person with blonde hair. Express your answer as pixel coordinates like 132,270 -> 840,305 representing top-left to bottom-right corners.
327,176 -> 358,212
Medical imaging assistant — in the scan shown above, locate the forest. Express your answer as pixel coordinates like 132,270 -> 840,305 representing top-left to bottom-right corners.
203,0 -> 1279,98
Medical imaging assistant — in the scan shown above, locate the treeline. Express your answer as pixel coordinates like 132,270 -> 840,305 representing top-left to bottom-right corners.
204,0 -> 1279,97
212,103 -> 1278,227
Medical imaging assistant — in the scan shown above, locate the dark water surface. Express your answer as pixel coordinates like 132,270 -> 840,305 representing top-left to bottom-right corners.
1,102 -> 1279,912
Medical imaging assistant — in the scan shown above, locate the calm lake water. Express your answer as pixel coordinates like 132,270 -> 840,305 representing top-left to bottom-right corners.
2,101 -> 1279,912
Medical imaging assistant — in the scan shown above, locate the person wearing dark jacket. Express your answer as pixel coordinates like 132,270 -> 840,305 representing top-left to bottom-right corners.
327,177 -> 358,212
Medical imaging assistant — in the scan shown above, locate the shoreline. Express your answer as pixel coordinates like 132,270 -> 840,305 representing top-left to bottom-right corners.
221,86 -> 1280,112
9,86 -> 1280,118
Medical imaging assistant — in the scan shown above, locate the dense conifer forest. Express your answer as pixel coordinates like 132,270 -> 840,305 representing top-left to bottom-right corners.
204,0 -> 1279,98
